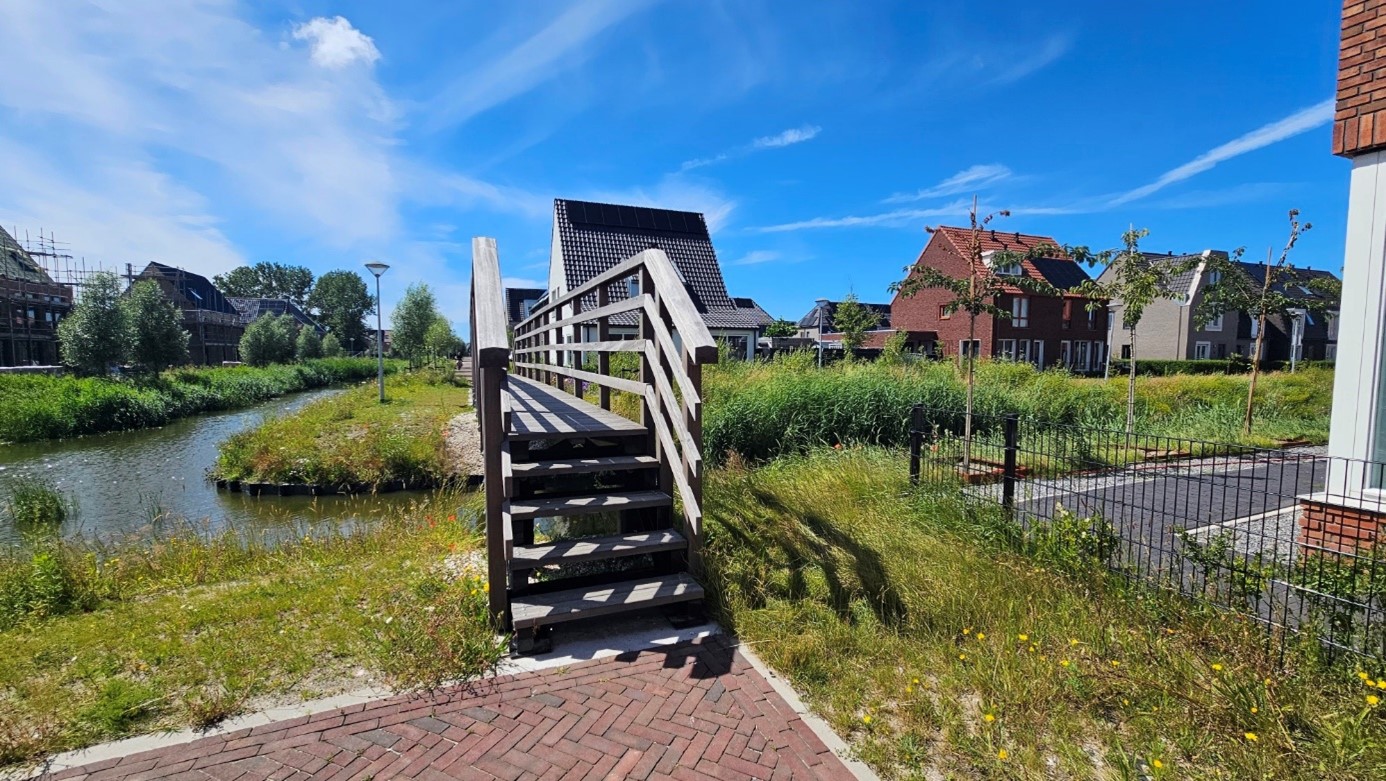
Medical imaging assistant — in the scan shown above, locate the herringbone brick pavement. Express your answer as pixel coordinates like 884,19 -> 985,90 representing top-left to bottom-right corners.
34,634 -> 857,780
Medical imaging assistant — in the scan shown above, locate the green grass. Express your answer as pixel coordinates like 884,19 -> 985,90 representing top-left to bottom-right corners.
0,491 -> 502,766
702,357 -> 1332,464
210,369 -> 469,488
703,448 -> 1385,780
1,477 -> 71,529
0,358 -> 402,444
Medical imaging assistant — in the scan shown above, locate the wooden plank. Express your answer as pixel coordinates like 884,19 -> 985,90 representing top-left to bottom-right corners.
470,238 -> 510,368
510,455 -> 659,477
509,412 -> 644,441
644,392 -> 702,527
512,361 -> 646,396
640,249 -> 717,363
515,295 -> 648,344
515,254 -> 645,332
644,344 -> 701,474
642,299 -> 702,416
510,573 -> 704,630
509,530 -> 685,569
508,490 -> 671,521
514,339 -> 646,356
478,366 -> 509,624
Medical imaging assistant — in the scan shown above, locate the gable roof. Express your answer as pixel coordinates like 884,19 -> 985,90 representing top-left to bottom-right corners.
137,261 -> 238,315
796,300 -> 892,330
927,226 -> 1095,297
1232,261 -> 1341,304
0,226 -> 55,284
228,297 -> 325,333
553,199 -> 764,329
504,287 -> 546,326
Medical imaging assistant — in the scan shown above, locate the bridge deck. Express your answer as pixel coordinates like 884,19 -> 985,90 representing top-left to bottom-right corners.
506,374 -> 645,441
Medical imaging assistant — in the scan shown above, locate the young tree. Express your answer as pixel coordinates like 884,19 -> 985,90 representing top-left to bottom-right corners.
424,315 -> 463,365
240,314 -> 296,366
833,294 -> 880,355
214,262 -> 314,307
320,332 -> 345,358
889,198 -> 1057,470
123,280 -> 189,371
307,270 -> 373,349
879,329 -> 909,366
391,283 -> 438,366
58,271 -> 130,375
1196,210 -> 1318,434
296,327 -> 323,361
1068,228 -> 1196,435
764,319 -> 798,338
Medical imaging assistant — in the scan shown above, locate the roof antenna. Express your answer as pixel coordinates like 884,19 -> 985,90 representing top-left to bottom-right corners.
1014,231 -> 1020,241
989,229 -> 996,240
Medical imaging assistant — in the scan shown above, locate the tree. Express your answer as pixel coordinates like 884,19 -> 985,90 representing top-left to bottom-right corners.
1068,228 -> 1196,435
889,198 -> 1057,470
391,283 -> 438,365
879,329 -> 909,366
240,314 -> 296,367
833,294 -> 880,355
58,271 -> 129,376
424,315 -> 463,365
213,262 -> 314,307
307,270 -> 373,349
296,327 -> 323,361
321,332 -> 345,358
123,280 -> 189,371
1196,210 -> 1318,434
764,319 -> 798,338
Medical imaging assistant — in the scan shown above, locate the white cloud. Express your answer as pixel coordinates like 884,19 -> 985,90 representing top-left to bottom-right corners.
1113,99 -> 1334,205
682,124 -> 822,171
730,250 -> 783,266
756,200 -> 973,232
885,164 -> 1012,203
293,16 -> 381,69
988,34 -> 1072,86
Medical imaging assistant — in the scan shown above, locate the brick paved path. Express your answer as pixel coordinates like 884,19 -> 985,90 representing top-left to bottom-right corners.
38,635 -> 857,780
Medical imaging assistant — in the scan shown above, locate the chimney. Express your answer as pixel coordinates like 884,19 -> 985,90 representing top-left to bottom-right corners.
1014,232 -> 1020,241
989,229 -> 996,240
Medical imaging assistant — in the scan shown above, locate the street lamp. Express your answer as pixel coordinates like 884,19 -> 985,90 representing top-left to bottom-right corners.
364,261 -> 390,403
815,298 -> 829,368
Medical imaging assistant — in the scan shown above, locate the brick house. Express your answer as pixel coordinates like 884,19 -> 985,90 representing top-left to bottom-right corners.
1,226 -> 73,367
135,261 -> 243,365
890,227 -> 1109,372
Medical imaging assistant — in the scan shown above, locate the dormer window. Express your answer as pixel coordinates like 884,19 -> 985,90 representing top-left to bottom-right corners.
982,250 -> 1022,276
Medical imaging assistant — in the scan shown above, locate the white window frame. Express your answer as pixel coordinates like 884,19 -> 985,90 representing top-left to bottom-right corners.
1205,312 -> 1223,332
1060,340 -> 1071,368
1076,341 -> 1091,371
1032,340 -> 1044,367
958,339 -> 980,358
998,339 -> 1016,359
1327,343 -> 1338,360
1194,341 -> 1211,359
1012,296 -> 1029,328
1249,318 -> 1260,339
1208,270 -> 1222,285
1328,313 -> 1339,340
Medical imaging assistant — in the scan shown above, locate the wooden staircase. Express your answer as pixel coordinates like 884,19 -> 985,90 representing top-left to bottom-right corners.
469,237 -> 716,653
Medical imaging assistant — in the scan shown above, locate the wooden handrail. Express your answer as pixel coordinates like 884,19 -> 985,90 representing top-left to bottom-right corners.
470,236 -> 511,626
471,238 -> 511,369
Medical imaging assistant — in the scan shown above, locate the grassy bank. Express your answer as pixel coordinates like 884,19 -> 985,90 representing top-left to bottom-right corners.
0,359 -> 399,445
703,357 -> 1332,463
704,449 -> 1384,780
0,491 -> 502,766
211,369 -> 469,488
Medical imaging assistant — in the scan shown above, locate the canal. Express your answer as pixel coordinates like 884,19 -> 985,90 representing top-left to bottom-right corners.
0,388 -> 427,545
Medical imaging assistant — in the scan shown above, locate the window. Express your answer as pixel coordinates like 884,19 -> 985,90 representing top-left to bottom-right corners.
1092,341 -> 1105,369
1328,314 -> 1339,340
1327,344 -> 1338,361
1060,341 -> 1071,367
1015,340 -> 1031,363
1216,343 -> 1226,359
1012,296 -> 1029,328
1194,341 -> 1211,359
1121,344 -> 1131,360
1032,340 -> 1045,367
1249,319 -> 1260,338
938,305 -> 951,320
998,339 -> 1016,359
1208,270 -> 1222,285
1088,308 -> 1097,330
627,276 -> 640,298
1206,313 -> 1223,332
1076,341 -> 1092,371
958,339 -> 981,358
995,262 -> 1022,276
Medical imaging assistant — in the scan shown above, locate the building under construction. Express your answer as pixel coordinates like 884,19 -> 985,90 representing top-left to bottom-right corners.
134,261 -> 243,365
0,226 -> 73,367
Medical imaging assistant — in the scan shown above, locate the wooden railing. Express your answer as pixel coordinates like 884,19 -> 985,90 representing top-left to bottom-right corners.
469,237 -> 511,624
511,248 -> 717,574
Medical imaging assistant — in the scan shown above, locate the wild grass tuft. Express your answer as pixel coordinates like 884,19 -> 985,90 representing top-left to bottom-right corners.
1,478 -> 72,529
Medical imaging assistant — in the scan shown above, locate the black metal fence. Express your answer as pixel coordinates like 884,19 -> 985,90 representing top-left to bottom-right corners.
907,405 -> 1386,662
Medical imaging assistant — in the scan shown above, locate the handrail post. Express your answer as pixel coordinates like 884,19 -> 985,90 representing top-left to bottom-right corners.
597,284 -> 611,410
909,404 -> 924,485
570,294 -> 583,397
1002,413 -> 1020,515
480,364 -> 508,626
684,345 -> 704,577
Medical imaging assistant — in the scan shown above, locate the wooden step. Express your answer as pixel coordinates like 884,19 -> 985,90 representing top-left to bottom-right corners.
508,490 -> 670,521
510,530 -> 685,570
510,573 -> 704,630
510,455 -> 660,478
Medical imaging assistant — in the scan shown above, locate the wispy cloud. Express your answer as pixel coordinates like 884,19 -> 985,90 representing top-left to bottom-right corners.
1113,99 -> 1334,205
681,124 -> 821,171
756,200 -> 973,233
884,164 -> 1012,204
988,34 -> 1073,86
425,0 -> 657,131
730,250 -> 783,266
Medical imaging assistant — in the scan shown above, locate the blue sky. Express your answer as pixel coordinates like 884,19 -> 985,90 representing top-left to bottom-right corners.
0,1 -> 1347,331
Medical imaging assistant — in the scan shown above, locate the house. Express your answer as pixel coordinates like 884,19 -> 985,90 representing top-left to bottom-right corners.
891,227 -> 1109,372
0,226 -> 73,367
504,287 -> 547,329
1230,261 -> 1340,362
228,297 -> 326,336
134,261 -> 243,365
795,300 -> 892,340
545,199 -> 773,358
1103,253 -> 1341,363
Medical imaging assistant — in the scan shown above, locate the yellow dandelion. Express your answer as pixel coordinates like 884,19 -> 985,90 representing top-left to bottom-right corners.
1378,680 -> 1386,690
1250,707 -> 1259,714
1359,672 -> 1370,680
906,686 -> 914,694
963,627 -> 972,635
1152,759 -> 1164,769
1111,660 -> 1121,668
1018,634 -> 1029,641
862,714 -> 872,724
913,677 -> 920,684
1028,645 -> 1037,653
1244,732 -> 1258,742
1211,664 -> 1223,672
1368,695 -> 1381,707
1368,679 -> 1378,688
983,713 -> 995,723
976,632 -> 986,640
1122,698 -> 1130,706
1264,678 -> 1272,686
959,653 -> 967,661
997,749 -> 1008,761
1069,638 -> 1079,646
1060,660 -> 1071,668
483,583 -> 490,592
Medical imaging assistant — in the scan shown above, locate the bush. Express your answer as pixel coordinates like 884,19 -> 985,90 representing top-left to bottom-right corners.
296,328 -> 323,361
1108,358 -> 1248,376
239,314 -> 296,367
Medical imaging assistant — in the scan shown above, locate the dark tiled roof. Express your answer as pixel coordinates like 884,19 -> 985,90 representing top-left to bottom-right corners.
708,298 -> 774,328
795,301 -> 892,331
554,199 -> 766,330
1135,252 -> 1216,296
138,261 -> 238,315
1030,258 -> 1092,291
0,226 -> 54,283
228,297 -> 325,333
1232,261 -> 1341,303
505,287 -> 546,326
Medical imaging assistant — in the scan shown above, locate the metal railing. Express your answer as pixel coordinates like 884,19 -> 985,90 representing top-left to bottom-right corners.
908,405 -> 1386,661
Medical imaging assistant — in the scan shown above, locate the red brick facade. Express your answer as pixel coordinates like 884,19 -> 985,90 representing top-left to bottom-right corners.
1334,0 -> 1386,156
890,229 -> 1109,371
1298,497 -> 1385,555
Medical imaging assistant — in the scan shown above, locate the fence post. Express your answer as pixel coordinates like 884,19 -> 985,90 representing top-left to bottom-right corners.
1002,413 -> 1019,513
908,404 -> 924,485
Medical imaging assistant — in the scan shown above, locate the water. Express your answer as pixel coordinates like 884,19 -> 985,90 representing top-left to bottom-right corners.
0,389 -> 429,546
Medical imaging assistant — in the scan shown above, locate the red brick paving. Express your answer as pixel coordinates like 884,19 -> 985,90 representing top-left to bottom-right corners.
33,635 -> 856,780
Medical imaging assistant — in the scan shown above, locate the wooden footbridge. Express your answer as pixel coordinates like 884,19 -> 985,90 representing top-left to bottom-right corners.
469,237 -> 715,652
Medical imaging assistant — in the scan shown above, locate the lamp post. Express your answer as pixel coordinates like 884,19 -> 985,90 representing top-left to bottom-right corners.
815,298 -> 829,368
364,261 -> 390,403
